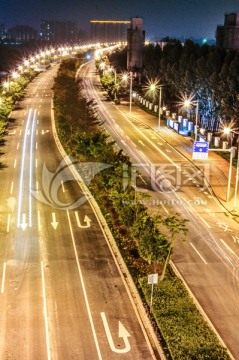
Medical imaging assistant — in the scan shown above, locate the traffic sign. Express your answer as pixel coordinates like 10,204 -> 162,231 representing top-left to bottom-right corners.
193,141 -> 209,160
148,273 -> 158,284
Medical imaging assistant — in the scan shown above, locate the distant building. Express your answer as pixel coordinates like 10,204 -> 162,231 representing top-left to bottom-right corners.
216,13 -> 239,50
127,17 -> 145,71
8,25 -> 38,43
90,20 -> 130,43
0,24 -> 7,40
40,20 -> 78,42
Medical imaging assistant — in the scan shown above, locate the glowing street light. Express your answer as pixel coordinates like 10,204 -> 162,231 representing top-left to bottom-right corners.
122,73 -> 128,82
99,62 -> 106,74
3,81 -> 10,91
11,71 -> 19,79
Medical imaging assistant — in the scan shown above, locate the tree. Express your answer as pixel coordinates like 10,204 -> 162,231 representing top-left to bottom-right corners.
158,213 -> 188,281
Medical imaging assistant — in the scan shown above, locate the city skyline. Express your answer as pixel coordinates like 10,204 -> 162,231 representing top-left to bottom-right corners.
1,0 -> 239,40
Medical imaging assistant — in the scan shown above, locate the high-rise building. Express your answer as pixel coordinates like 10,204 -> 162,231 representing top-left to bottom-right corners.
90,20 -> 130,43
8,25 -> 38,43
0,24 -> 7,40
216,13 -> 239,49
40,20 -> 78,42
127,17 -> 145,71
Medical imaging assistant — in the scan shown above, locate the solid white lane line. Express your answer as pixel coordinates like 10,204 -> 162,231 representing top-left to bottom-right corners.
161,203 -> 169,214
38,211 -> 41,231
17,109 -> 32,228
29,109 -> 37,227
198,216 -> 211,228
7,215 -> 10,233
41,261 -> 51,360
220,239 -> 235,254
1,262 -> 6,294
10,181 -> 14,194
190,243 -> 208,264
66,210 -> 102,360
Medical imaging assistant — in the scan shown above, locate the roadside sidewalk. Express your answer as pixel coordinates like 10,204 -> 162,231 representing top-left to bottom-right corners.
118,101 -> 239,217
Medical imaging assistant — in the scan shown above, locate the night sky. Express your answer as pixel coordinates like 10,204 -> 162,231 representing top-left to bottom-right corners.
1,0 -> 239,40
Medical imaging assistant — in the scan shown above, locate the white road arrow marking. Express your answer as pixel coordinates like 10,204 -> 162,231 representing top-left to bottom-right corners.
38,210 -> 42,231
138,140 -> 145,146
75,212 -> 91,228
41,130 -> 50,135
101,312 -> 131,354
51,213 -> 58,229
61,180 -> 65,193
20,213 -> 28,231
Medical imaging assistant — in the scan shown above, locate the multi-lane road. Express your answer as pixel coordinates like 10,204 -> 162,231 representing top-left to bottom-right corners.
83,60 -> 239,358
0,64 -> 157,359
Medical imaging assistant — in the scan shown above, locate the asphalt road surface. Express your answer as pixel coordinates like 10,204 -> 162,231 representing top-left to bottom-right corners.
84,60 -> 239,359
0,64 -> 156,360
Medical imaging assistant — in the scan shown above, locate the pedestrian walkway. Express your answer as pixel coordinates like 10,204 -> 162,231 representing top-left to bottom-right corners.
118,101 -> 239,218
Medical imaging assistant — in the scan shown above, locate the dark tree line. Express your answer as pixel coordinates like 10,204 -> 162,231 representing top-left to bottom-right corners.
109,40 -> 239,131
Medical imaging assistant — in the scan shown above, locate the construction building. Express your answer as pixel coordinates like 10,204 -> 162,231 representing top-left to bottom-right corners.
90,20 -> 130,43
216,13 -> 239,50
127,17 -> 145,71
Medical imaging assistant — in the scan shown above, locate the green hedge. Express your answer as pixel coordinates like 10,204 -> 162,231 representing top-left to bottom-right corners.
139,276 -> 229,359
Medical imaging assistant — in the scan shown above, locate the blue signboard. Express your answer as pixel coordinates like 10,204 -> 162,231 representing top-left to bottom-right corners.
193,141 -> 209,160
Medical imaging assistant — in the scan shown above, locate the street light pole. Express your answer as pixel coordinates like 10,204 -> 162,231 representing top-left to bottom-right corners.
227,147 -> 234,203
158,86 -> 162,129
233,145 -> 239,210
113,69 -> 117,101
183,98 -> 199,142
223,127 -> 239,208
195,100 -> 199,142
129,72 -> 133,113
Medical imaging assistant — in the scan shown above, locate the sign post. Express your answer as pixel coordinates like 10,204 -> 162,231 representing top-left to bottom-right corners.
148,273 -> 158,311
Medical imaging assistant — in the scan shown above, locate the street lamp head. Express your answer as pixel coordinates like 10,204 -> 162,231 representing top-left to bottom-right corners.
150,84 -> 156,91
184,99 -> 191,107
223,127 -> 231,135
99,61 -> 106,69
